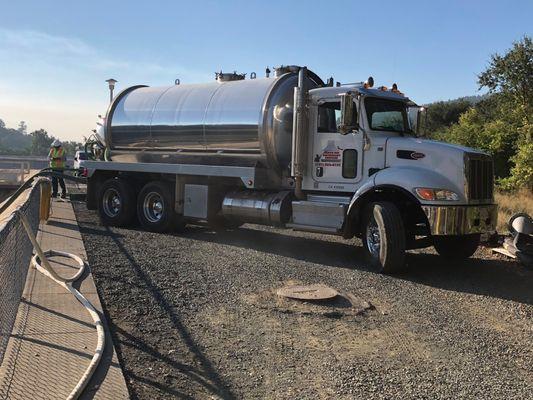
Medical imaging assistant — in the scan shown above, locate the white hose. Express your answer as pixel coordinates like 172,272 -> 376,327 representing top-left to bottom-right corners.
19,212 -> 105,400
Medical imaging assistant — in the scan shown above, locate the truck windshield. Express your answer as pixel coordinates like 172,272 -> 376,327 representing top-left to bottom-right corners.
365,97 -> 409,134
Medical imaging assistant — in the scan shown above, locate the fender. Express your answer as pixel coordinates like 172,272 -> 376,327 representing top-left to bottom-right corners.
373,166 -> 466,203
346,176 -> 378,218
343,166 -> 461,238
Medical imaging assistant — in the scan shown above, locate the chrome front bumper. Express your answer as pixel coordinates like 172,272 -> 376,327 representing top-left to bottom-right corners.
422,204 -> 497,236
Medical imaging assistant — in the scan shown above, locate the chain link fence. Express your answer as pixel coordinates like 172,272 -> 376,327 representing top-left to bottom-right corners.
0,180 -> 43,366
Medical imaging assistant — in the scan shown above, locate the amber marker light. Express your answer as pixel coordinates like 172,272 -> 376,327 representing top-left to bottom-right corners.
414,188 -> 460,201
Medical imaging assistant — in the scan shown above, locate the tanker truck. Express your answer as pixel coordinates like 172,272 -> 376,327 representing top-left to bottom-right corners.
81,65 -> 497,273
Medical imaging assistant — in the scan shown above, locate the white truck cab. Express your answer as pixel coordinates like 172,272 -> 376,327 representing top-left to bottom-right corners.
81,66 -> 496,273
73,150 -> 88,170
289,81 -> 496,271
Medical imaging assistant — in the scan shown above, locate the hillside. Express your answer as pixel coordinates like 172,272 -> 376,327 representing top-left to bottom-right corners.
0,123 -> 32,154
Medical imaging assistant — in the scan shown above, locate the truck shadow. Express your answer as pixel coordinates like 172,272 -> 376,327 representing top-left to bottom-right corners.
73,215 -> 236,399
184,225 -> 532,306
402,252 -> 532,305
102,225 -> 237,400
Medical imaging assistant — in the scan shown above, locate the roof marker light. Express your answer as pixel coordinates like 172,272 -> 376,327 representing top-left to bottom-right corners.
363,76 -> 374,88
391,83 -> 404,95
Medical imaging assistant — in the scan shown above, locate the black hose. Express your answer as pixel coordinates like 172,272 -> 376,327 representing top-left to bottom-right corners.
0,168 -> 87,215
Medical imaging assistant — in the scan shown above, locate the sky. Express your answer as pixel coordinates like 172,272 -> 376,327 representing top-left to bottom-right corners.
0,0 -> 531,141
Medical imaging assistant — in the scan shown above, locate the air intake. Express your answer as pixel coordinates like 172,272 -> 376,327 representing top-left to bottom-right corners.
465,153 -> 494,202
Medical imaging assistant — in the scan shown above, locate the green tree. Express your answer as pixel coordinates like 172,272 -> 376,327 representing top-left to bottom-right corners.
478,35 -> 532,123
61,140 -> 83,157
499,119 -> 533,190
17,121 -> 27,134
435,107 -> 518,179
425,98 -> 473,136
30,129 -> 55,156
437,36 -> 533,190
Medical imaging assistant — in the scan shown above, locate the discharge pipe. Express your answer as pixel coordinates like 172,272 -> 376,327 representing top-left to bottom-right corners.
291,66 -> 308,200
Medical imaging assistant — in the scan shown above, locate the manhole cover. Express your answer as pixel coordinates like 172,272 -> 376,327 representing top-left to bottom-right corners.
276,284 -> 338,301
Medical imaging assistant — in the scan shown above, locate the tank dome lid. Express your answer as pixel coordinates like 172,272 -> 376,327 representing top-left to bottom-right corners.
274,65 -> 301,77
215,71 -> 246,82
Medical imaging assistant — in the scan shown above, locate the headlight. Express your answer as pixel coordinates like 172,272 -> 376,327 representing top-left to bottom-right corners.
414,188 -> 459,201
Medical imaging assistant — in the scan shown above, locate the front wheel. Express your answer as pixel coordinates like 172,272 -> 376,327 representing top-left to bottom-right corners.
361,202 -> 406,274
433,234 -> 480,260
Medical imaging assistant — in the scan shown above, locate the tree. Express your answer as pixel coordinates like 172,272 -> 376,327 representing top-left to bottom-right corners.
480,36 -> 533,190
30,129 -> 55,156
478,35 -> 532,124
61,140 -> 83,156
424,98 -> 473,136
436,36 -> 533,190
434,107 -> 518,179
17,121 -> 27,134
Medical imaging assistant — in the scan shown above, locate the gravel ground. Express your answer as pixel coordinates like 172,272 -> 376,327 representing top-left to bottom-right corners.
73,202 -> 533,400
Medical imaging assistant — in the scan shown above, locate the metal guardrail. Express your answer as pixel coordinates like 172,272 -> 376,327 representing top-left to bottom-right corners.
0,161 -> 31,187
0,179 -> 46,365
0,169 -> 85,366
0,169 -> 86,216
0,172 -> 104,399
0,156 -> 49,171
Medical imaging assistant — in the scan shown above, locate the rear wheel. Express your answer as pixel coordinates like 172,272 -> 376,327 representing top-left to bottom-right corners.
433,234 -> 480,260
361,201 -> 406,273
137,181 -> 185,233
98,178 -> 136,227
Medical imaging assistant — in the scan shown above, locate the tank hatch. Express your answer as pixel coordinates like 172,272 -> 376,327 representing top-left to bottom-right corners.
215,71 -> 246,82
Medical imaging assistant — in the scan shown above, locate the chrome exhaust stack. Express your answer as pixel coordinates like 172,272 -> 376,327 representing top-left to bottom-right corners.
291,66 -> 308,200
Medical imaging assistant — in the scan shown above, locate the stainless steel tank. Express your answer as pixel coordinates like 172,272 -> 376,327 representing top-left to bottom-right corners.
106,68 -> 323,174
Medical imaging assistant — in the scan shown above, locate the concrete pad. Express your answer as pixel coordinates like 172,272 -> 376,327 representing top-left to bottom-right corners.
0,198 -> 129,399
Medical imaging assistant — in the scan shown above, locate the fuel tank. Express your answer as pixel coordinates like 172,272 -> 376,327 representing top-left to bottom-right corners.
106,67 -> 323,175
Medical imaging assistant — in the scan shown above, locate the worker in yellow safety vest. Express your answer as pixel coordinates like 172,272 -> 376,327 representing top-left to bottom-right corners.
48,139 -> 67,198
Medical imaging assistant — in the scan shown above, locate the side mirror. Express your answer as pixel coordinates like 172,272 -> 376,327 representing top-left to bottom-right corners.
408,105 -> 427,137
417,107 -> 427,137
339,93 -> 357,134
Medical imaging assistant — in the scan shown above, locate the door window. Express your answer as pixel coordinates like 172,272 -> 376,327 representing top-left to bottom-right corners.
342,149 -> 358,178
317,102 -> 342,132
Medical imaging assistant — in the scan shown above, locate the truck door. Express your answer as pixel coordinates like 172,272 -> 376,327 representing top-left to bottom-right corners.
311,100 -> 364,186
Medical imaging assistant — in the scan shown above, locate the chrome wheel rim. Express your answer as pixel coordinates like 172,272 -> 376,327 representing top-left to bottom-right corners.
143,192 -> 164,223
365,216 -> 381,257
103,188 -> 121,217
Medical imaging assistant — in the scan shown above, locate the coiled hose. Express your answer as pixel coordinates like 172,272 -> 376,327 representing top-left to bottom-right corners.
17,205 -> 105,399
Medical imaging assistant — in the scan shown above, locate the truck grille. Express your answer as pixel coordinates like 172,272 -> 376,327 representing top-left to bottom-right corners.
465,153 -> 494,202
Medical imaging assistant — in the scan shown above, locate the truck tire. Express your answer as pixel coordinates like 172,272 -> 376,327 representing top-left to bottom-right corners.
137,181 -> 184,233
98,178 -> 136,227
433,234 -> 480,260
362,202 -> 406,273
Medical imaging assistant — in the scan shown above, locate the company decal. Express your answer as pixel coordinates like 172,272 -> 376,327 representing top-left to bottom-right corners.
314,140 -> 343,168
397,150 -> 426,160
